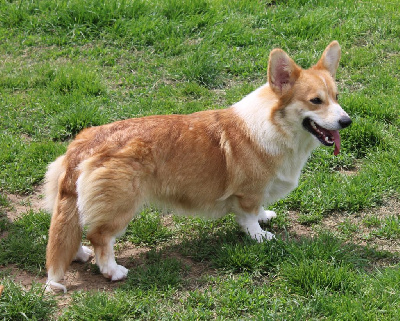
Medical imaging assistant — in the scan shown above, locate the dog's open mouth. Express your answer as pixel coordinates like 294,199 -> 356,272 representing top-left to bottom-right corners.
302,118 -> 341,155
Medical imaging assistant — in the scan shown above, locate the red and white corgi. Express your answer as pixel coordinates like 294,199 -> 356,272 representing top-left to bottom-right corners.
44,41 -> 351,292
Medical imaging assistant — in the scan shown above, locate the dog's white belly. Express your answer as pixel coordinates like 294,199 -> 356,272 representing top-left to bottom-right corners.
151,195 -> 233,220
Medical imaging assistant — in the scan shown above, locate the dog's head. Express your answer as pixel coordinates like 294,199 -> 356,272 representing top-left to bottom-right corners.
268,41 -> 351,155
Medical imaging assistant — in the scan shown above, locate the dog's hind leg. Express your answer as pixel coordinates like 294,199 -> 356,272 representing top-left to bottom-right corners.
77,158 -> 145,281
83,198 -> 140,281
87,230 -> 129,281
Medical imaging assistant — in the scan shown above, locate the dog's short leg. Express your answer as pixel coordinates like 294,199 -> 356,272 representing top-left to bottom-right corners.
77,157 -> 147,281
235,196 -> 275,242
88,234 -> 128,281
86,210 -> 136,281
235,211 -> 275,242
257,208 -> 277,223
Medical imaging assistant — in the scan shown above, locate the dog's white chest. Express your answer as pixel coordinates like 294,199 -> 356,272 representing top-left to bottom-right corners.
263,150 -> 310,205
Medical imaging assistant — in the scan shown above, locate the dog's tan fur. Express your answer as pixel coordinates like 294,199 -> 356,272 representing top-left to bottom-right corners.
45,42 -> 351,292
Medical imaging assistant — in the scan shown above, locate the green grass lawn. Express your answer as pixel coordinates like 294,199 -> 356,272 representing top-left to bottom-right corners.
1,0 -> 399,319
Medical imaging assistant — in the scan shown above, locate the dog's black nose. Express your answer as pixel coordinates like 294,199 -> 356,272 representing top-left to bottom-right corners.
339,116 -> 352,128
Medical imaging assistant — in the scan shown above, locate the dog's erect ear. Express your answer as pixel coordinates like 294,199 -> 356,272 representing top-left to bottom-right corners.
315,41 -> 341,78
268,49 -> 301,96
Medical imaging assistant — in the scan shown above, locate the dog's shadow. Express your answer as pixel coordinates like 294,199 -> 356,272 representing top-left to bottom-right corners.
75,216 -> 392,293
112,219 -> 289,292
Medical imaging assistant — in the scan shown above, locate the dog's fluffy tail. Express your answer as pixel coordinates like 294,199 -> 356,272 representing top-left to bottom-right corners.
44,155 -> 65,214
44,155 -> 83,293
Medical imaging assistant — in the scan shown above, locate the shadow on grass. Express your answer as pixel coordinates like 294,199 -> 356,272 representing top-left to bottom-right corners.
121,218 -> 399,292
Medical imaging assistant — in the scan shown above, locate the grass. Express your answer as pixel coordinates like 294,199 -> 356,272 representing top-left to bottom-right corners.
122,208 -> 173,246
0,0 -> 399,319
0,210 -> 50,274
0,279 -> 56,321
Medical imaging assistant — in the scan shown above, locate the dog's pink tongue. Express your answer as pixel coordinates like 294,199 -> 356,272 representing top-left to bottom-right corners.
332,130 -> 341,155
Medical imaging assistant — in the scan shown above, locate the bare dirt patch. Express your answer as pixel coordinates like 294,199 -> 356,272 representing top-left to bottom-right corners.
284,198 -> 400,255
5,186 -> 44,221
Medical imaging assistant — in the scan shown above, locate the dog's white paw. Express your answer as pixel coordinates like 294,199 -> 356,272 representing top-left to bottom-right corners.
264,231 -> 275,241
101,262 -> 129,281
45,280 -> 67,294
110,265 -> 129,281
257,210 -> 277,223
74,245 -> 93,262
252,230 -> 275,243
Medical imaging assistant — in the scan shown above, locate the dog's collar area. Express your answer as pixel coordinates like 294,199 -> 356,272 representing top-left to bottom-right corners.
302,118 -> 335,146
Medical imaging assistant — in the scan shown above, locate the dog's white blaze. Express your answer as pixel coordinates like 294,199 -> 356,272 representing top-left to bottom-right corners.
304,100 -> 348,131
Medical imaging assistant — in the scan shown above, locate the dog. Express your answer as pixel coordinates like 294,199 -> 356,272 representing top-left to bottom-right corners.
44,41 -> 351,292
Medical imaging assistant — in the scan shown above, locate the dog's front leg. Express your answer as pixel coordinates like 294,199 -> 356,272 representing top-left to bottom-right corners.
234,198 -> 275,242
257,208 -> 277,223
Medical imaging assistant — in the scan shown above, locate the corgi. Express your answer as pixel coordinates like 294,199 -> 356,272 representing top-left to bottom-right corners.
44,41 -> 351,292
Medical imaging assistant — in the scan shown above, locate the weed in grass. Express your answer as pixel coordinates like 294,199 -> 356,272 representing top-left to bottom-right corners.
49,65 -> 105,96
160,0 -> 209,20
122,208 -> 173,246
180,45 -> 223,88
342,117 -> 388,158
60,288 -> 161,321
0,210 -> 50,274
286,165 -> 386,223
0,193 -> 8,207
0,214 -> 8,233
0,193 -> 7,232
213,238 -> 288,274
123,249 -> 186,291
373,215 -> 400,240
175,215 -> 243,263
282,259 -> 358,296
0,136 -> 66,193
305,148 -> 357,173
50,101 -> 109,141
286,232 -> 369,269
0,279 -> 56,321
309,267 -> 400,320
338,218 -> 359,237
342,93 -> 399,125
180,82 -> 210,100
363,215 -> 381,228
184,275 -> 273,319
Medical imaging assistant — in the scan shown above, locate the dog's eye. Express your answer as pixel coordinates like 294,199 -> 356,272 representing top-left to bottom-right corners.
310,97 -> 323,105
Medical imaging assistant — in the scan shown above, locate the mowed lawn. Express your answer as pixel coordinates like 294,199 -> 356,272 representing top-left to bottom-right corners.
0,0 -> 400,319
